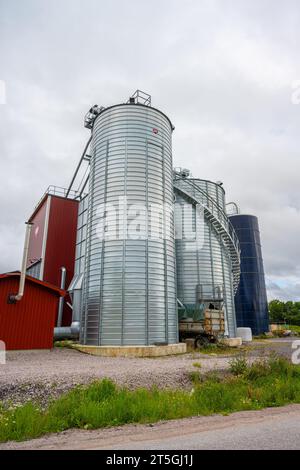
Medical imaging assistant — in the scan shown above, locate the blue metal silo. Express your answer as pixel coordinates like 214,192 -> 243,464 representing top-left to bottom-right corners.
229,214 -> 269,335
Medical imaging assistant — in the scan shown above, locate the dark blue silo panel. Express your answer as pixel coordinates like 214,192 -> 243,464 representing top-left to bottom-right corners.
229,214 -> 269,335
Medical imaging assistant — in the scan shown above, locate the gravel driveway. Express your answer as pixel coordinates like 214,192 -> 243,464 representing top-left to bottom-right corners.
0,338 -> 296,407
0,348 -> 229,406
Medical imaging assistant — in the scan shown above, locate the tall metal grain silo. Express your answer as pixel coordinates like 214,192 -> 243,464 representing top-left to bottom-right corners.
81,93 -> 177,346
229,214 -> 269,335
174,171 -> 240,337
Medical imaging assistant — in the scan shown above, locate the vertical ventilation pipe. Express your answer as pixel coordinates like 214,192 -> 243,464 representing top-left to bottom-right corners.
14,221 -> 33,302
56,267 -> 66,327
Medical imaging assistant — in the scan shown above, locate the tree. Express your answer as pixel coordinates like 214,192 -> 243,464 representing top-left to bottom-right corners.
269,300 -> 286,323
269,300 -> 300,325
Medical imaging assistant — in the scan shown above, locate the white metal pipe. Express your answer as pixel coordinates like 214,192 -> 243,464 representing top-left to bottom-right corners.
54,327 -> 73,340
15,222 -> 33,302
57,267 -> 66,327
54,282 -> 82,341
54,324 -> 80,341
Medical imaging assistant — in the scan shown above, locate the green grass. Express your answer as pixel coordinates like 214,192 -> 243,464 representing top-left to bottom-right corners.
1,357 -> 300,443
192,362 -> 202,368
288,325 -> 300,335
195,342 -> 247,355
53,340 -> 75,349
229,356 -> 248,375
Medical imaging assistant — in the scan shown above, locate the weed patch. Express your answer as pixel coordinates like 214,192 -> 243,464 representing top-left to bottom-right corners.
193,362 -> 202,369
229,356 -> 248,376
196,342 -> 247,355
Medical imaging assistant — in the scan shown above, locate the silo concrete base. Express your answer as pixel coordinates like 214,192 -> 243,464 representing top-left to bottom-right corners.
74,343 -> 186,358
221,337 -> 243,347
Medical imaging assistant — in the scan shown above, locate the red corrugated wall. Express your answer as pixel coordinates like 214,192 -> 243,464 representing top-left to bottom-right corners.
0,277 -> 59,350
43,197 -> 78,326
27,195 -> 79,327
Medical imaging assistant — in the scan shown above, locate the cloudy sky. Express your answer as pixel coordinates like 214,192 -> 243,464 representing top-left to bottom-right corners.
0,0 -> 299,301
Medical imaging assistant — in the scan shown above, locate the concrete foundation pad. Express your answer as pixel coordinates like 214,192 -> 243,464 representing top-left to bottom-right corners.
221,337 -> 243,348
74,343 -> 187,358
183,338 -> 195,350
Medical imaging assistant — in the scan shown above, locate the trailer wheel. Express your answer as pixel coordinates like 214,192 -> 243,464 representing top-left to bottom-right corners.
195,336 -> 210,348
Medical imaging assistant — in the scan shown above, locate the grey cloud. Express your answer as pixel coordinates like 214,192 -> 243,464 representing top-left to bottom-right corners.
0,0 -> 299,300
266,280 -> 300,302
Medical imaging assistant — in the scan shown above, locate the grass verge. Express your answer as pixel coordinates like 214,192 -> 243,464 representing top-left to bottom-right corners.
1,356 -> 300,443
288,325 -> 300,335
195,342 -> 248,355
53,340 -> 76,349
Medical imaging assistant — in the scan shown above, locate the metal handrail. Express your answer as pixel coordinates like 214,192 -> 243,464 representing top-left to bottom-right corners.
33,185 -> 81,211
226,201 -> 240,216
127,90 -> 151,106
46,185 -> 78,198
173,176 -> 241,293
174,174 -> 240,256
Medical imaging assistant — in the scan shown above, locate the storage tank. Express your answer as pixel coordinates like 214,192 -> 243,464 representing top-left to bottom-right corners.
229,214 -> 269,335
174,172 -> 240,338
81,99 -> 177,345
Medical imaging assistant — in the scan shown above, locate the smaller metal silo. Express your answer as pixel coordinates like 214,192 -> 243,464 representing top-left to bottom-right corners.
174,171 -> 240,338
229,214 -> 269,335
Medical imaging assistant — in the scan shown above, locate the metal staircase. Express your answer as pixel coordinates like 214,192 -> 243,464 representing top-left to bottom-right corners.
173,174 -> 241,294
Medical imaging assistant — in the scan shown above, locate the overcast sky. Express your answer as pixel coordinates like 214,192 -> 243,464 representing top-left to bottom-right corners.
0,0 -> 299,301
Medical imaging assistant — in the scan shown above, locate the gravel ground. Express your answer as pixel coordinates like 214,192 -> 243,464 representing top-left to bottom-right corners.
0,348 -> 228,407
0,338 -> 296,407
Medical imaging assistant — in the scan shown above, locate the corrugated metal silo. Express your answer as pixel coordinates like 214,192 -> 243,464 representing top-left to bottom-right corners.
229,214 -> 269,335
174,173 -> 240,337
81,101 -> 177,345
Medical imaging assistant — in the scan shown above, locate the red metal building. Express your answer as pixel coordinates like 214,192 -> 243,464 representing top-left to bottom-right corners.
26,188 -> 79,326
0,273 -> 65,350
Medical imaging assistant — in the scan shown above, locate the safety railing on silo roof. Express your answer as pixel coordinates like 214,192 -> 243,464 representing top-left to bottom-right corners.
127,89 -> 151,106
173,173 -> 241,294
33,185 -> 84,211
